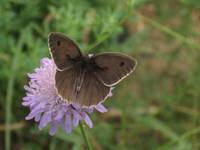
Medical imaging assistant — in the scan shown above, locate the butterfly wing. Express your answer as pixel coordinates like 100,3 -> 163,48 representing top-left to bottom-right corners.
55,68 -> 110,107
76,71 -> 110,106
93,52 -> 137,86
55,68 -> 80,104
48,32 -> 82,71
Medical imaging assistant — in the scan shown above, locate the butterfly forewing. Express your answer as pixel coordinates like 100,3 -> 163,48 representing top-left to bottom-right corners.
48,32 -> 82,70
93,53 -> 137,86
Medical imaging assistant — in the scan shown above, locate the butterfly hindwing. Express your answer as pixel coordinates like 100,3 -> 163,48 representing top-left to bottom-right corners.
76,71 -> 110,106
55,68 -> 110,107
55,68 -> 76,102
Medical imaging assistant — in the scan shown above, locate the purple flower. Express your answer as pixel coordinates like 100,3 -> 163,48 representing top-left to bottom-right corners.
22,58 -> 112,135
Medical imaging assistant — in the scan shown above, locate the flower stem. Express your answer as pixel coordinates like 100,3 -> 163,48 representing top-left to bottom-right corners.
79,121 -> 93,150
5,38 -> 22,150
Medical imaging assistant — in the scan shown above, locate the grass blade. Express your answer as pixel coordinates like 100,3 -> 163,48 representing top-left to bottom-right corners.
5,39 -> 22,150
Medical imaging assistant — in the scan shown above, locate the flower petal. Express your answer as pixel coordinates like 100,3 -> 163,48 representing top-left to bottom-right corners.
72,110 -> 81,127
34,113 -> 41,122
49,121 -> 59,136
64,114 -> 72,133
83,113 -> 93,128
39,111 -> 52,129
95,104 -> 108,113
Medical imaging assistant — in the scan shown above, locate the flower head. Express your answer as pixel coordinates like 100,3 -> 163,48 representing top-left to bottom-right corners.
22,58 -> 112,135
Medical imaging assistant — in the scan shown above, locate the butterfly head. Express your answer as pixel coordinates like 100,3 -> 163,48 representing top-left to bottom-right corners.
88,54 -> 94,58
76,54 -> 98,71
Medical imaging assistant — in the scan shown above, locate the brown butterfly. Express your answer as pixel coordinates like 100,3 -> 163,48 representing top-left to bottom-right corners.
48,32 -> 137,107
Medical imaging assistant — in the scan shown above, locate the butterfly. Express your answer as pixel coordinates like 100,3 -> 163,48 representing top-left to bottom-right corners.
48,32 -> 137,107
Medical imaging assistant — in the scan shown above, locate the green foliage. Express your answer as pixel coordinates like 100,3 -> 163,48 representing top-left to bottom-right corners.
1,0 -> 200,149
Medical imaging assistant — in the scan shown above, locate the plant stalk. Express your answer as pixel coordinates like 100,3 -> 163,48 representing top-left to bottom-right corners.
79,122 -> 93,150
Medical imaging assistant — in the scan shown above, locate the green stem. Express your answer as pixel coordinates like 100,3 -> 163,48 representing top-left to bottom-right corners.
5,40 -> 22,150
79,122 -> 93,150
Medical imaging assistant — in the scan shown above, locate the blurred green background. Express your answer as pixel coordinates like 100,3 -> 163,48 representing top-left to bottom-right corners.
1,0 -> 200,149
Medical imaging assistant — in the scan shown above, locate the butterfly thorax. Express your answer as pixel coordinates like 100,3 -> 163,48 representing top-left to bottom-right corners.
73,54 -> 99,72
